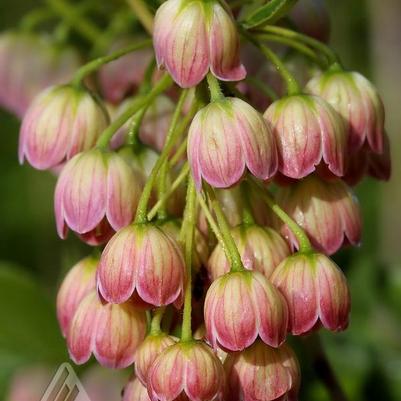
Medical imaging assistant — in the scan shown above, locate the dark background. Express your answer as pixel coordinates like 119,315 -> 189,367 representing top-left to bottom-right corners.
0,0 -> 400,400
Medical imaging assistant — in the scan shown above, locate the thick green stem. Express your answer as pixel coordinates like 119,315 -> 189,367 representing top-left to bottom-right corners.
258,25 -> 342,68
251,179 -> 312,253
126,0 -> 154,35
150,307 -> 166,335
180,178 -> 197,342
256,33 -> 326,68
96,74 -> 172,149
46,0 -> 104,45
205,186 -> 245,272
207,73 -> 224,102
147,163 -> 190,221
72,39 -> 152,87
134,89 -> 189,224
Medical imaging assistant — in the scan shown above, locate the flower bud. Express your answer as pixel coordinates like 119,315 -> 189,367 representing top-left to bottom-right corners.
305,71 -> 385,153
188,97 -> 277,188
270,252 -> 351,335
55,148 -> 143,245
67,291 -> 147,368
154,0 -> 246,88
204,271 -> 288,351
56,256 -> 98,337
275,175 -> 362,255
148,341 -> 225,401
19,85 -> 108,170
98,223 -> 185,306
263,94 -> 346,179
224,340 -> 300,401
0,32 -> 80,117
135,333 -> 178,385
123,377 -> 151,401
207,224 -> 290,280
99,36 -> 153,104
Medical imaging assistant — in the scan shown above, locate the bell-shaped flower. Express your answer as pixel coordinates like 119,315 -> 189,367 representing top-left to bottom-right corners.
270,252 -> 351,335
19,85 -> 108,170
67,291 -> 147,368
55,148 -> 143,245
154,0 -> 246,88
207,224 -> 290,280
263,94 -> 346,179
188,97 -> 277,189
147,341 -> 225,401
224,340 -> 300,401
306,70 -> 385,153
204,271 -> 288,351
274,175 -> 362,255
98,223 -> 185,306
56,256 -> 98,336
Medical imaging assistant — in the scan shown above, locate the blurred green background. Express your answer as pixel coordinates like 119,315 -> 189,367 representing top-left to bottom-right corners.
0,0 -> 400,400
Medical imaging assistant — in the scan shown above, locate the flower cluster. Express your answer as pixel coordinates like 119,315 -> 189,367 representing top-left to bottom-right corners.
6,0 -> 391,400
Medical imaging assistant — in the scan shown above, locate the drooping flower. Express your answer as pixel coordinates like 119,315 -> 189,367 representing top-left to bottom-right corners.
188,97 -> 277,189
56,256 -> 98,337
274,174 -> 362,255
19,85 -> 109,170
98,223 -> 185,306
207,224 -> 290,280
270,252 -> 351,335
67,291 -> 147,368
147,341 -> 225,401
55,148 -> 143,245
204,271 -> 288,351
0,32 -> 80,117
305,70 -> 385,153
135,333 -> 178,385
263,94 -> 346,179
224,340 -> 300,401
153,0 -> 246,88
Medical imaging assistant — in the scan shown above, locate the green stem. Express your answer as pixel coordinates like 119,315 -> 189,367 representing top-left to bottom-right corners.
150,307 -> 166,335
126,0 -> 154,34
169,139 -> 188,166
19,8 -> 55,31
72,39 -> 152,87
156,161 -> 169,220
207,73 -> 224,102
205,186 -> 245,272
240,182 -> 255,225
147,162 -> 190,221
127,107 -> 147,147
134,89 -> 189,224
46,0 -> 105,45
256,33 -> 327,68
180,178 -> 197,342
258,25 -> 342,68
96,75 -> 172,149
251,179 -> 312,253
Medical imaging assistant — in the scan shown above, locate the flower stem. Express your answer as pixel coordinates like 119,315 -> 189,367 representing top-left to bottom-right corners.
258,25 -> 342,69
180,177 -> 197,342
19,8 -> 55,32
250,179 -> 312,253
207,73 -> 224,102
96,74 -> 172,149
240,182 -> 255,225
134,89 -> 189,224
147,163 -> 190,221
126,0 -> 154,35
205,185 -> 245,272
72,39 -> 152,87
150,307 -> 166,335
156,161 -> 169,220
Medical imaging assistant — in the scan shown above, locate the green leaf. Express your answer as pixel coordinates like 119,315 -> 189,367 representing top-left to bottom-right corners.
242,0 -> 297,29
0,262 -> 67,367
